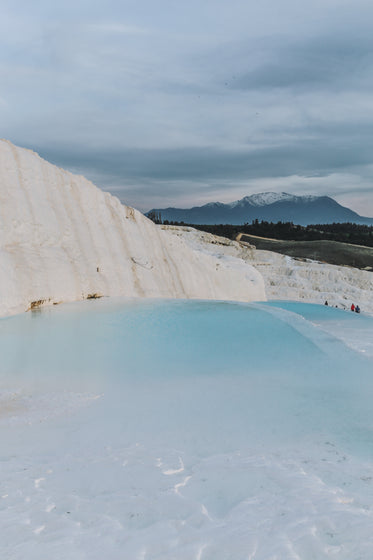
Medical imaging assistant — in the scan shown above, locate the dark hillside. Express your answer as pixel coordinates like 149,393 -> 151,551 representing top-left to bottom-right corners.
156,221 -> 373,248
238,234 -> 373,270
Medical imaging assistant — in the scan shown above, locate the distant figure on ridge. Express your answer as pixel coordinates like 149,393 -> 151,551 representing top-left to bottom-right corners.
324,300 -> 328,306
351,303 -> 355,312
355,305 -> 360,314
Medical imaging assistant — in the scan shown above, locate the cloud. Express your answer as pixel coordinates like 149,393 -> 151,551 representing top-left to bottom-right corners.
1,0 -> 373,215
29,140 -> 373,214
36,128 -> 373,184
232,34 -> 373,92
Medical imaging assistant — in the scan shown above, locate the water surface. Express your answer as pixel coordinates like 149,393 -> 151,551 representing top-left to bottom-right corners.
1,299 -> 372,559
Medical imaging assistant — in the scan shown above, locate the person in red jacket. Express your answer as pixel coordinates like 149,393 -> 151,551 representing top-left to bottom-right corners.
351,303 -> 355,312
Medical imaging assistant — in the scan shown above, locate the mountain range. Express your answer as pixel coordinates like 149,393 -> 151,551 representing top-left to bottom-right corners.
148,192 -> 373,226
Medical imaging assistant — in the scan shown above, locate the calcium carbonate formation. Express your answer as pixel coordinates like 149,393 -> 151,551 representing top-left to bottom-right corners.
164,226 -> 373,314
0,140 -> 265,317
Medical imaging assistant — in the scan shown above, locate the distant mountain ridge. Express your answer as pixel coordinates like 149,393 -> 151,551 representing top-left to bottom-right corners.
148,192 -> 373,226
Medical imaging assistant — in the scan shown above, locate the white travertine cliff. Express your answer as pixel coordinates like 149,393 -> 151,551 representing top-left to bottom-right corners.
0,140 -> 265,316
164,226 -> 373,314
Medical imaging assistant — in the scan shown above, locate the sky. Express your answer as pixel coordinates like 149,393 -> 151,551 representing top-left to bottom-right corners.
1,0 -> 373,215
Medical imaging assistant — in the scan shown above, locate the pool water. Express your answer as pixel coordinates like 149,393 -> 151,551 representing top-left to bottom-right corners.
0,299 -> 372,559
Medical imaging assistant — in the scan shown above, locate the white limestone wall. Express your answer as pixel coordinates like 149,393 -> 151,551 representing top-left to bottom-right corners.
252,250 -> 373,313
0,140 -> 265,317
165,226 -> 373,314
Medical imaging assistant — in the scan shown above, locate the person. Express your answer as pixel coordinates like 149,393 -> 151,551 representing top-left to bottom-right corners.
324,300 -> 328,306
351,303 -> 355,312
355,305 -> 360,313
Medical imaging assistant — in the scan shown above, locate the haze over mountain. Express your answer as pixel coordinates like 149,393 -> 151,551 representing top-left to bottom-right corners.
148,193 -> 373,226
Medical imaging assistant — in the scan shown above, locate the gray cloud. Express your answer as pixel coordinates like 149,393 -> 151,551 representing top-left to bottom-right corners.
36,117 -> 373,184
1,0 -> 373,215
32,131 -> 373,213
230,33 -> 373,91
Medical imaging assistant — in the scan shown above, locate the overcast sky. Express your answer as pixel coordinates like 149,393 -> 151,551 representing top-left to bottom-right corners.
2,0 -> 373,215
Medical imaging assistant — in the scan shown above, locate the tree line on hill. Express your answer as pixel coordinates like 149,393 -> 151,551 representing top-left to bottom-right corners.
147,212 -> 373,247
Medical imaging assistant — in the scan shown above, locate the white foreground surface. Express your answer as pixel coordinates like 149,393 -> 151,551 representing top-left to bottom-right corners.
1,299 -> 373,560
0,140 -> 264,317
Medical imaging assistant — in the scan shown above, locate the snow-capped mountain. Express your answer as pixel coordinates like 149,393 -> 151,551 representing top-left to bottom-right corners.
229,192 -> 318,208
148,192 -> 373,226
